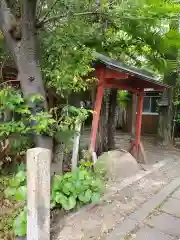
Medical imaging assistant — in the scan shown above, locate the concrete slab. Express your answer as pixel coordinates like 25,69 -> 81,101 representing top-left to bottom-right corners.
106,178 -> 180,240
172,187 -> 180,200
105,218 -> 138,240
130,178 -> 180,222
147,212 -> 180,237
135,226 -> 176,240
161,197 -> 180,217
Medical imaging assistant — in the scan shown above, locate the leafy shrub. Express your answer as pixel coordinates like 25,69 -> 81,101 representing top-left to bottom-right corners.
4,167 -> 27,237
4,170 -> 26,201
51,167 -> 103,210
4,164 -> 103,237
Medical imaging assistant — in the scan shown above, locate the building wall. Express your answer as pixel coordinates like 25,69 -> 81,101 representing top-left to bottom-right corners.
141,114 -> 159,134
123,111 -> 159,135
122,93 -> 160,135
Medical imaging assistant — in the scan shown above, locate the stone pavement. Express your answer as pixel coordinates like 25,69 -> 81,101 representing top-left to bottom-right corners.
53,156 -> 180,240
106,177 -> 180,240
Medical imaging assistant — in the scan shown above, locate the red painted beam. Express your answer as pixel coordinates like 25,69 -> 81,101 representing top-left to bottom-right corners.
104,68 -> 129,80
102,83 -> 141,93
95,66 -> 106,83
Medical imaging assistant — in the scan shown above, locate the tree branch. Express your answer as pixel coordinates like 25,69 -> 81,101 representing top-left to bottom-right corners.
37,11 -> 101,27
0,79 -> 20,87
39,0 -> 58,23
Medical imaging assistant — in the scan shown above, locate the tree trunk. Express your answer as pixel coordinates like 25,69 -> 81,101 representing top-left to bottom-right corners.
96,89 -> 109,155
107,89 -> 117,150
96,89 -> 117,155
158,88 -> 173,145
158,71 -> 176,145
0,0 -> 52,149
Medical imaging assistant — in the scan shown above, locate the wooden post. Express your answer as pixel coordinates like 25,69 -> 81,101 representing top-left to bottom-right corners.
136,92 -> 144,147
89,85 -> 104,152
129,91 -> 147,163
27,148 -> 51,240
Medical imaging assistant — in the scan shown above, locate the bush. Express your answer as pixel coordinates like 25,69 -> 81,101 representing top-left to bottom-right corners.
51,167 -> 103,210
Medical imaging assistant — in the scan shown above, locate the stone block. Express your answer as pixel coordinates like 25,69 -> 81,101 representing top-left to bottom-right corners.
161,198 -> 180,217
147,212 -> 180,237
135,226 -> 175,240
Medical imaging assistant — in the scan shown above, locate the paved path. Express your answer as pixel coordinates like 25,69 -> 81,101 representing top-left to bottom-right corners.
53,156 -> 180,240
53,131 -> 180,240
106,178 -> 180,240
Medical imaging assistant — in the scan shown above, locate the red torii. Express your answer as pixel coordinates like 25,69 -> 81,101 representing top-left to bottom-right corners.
89,53 -> 170,163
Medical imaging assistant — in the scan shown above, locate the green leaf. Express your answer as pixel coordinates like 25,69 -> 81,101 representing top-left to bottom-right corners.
15,170 -> 26,183
55,192 -> 66,204
78,189 -> 92,203
9,170 -> 26,188
85,189 -> 92,202
14,208 -> 27,237
63,172 -> 73,179
78,170 -> 86,180
15,186 -> 27,201
14,221 -> 26,237
62,196 -> 76,210
52,175 -> 63,191
75,180 -> 84,193
91,192 -> 101,203
4,186 -> 16,198
91,179 -> 103,191
62,182 -> 74,195
9,178 -> 21,187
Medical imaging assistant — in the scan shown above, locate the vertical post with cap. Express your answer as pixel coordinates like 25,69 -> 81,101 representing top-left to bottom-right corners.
27,147 -> 51,240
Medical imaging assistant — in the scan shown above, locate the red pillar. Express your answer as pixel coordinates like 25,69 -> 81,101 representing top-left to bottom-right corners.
89,85 -> 104,152
129,90 -> 147,163
136,91 -> 144,146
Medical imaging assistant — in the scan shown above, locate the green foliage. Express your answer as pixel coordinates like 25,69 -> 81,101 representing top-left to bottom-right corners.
10,136 -> 33,154
51,167 -> 103,210
0,173 -> 24,240
4,170 -> 26,201
13,207 -> 27,237
4,163 -> 103,237
117,91 -> 130,108
0,87 -> 91,142
0,87 -> 55,137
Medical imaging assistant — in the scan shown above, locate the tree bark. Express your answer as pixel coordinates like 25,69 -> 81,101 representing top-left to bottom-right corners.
107,89 -> 117,150
96,89 -> 109,155
0,0 -> 52,149
158,88 -> 173,145
95,89 -> 117,155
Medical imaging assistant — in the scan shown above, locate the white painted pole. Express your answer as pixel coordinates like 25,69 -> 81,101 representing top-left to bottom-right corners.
27,148 -> 51,240
71,121 -> 82,170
